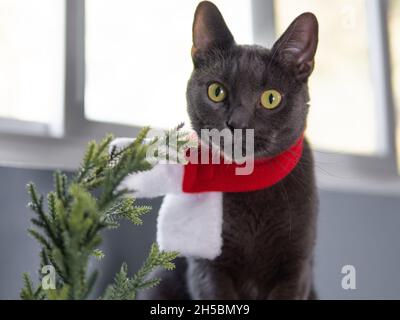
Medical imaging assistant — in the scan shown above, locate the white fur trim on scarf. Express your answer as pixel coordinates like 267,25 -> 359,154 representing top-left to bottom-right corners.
110,138 -> 223,260
110,138 -> 184,197
158,192 -> 223,260
120,163 -> 184,198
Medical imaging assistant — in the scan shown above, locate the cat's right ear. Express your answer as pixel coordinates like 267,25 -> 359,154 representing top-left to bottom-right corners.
271,12 -> 318,81
191,1 -> 234,65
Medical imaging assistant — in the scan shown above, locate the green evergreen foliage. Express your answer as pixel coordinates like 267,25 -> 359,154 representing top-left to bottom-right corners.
102,244 -> 177,300
20,127 -> 187,300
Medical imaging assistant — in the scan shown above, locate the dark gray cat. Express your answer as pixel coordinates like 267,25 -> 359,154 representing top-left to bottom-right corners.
139,1 -> 318,300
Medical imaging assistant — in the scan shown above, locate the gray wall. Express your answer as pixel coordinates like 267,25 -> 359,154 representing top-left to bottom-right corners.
1,166 -> 399,299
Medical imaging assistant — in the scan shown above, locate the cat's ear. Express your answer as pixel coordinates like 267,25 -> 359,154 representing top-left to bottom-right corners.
272,13 -> 318,81
192,1 -> 234,63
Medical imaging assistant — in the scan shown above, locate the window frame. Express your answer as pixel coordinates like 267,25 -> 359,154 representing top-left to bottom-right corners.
0,0 -> 398,194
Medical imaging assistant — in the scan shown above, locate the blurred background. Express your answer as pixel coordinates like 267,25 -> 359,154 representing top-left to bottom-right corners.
0,0 -> 400,299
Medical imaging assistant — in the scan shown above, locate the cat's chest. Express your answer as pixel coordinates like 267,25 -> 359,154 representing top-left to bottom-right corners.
221,186 -> 290,245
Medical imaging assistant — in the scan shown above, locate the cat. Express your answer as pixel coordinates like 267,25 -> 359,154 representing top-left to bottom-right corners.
135,1 -> 319,299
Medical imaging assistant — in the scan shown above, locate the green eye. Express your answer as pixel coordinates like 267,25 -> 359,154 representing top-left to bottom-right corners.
261,89 -> 282,110
208,83 -> 227,102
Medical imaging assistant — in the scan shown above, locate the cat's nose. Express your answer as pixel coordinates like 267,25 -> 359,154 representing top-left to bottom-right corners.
226,119 -> 248,131
227,114 -> 249,131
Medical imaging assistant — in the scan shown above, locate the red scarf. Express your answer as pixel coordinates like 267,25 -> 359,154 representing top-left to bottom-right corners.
182,136 -> 304,193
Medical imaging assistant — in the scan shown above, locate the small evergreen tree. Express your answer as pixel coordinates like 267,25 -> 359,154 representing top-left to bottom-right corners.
20,127 -> 187,300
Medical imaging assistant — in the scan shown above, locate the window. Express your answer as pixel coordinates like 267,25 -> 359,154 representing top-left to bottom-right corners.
0,0 -> 64,136
275,0 -> 376,155
85,0 -> 253,129
389,0 -> 400,164
0,0 -> 399,185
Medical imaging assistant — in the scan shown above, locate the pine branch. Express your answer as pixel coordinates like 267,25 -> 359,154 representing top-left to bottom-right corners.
20,273 -> 45,300
20,273 -> 35,300
102,197 -> 151,228
21,126 -> 187,300
102,244 -> 179,300
102,263 -> 133,300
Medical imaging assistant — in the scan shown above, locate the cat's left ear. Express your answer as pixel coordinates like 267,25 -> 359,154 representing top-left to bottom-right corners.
272,12 -> 318,81
191,1 -> 234,64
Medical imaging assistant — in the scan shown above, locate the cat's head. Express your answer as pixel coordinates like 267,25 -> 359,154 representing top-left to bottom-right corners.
186,1 -> 318,159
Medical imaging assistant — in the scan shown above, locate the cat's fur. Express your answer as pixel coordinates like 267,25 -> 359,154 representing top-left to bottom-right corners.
139,1 -> 319,299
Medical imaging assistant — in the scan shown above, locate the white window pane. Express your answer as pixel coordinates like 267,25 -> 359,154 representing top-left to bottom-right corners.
389,0 -> 400,163
85,0 -> 253,129
0,0 -> 64,135
275,0 -> 377,155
